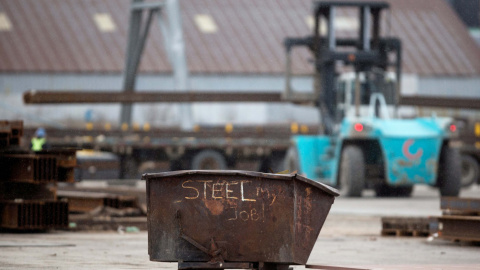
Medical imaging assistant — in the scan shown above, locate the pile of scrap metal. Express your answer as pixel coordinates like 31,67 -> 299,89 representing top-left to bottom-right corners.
57,189 -> 146,231
381,217 -> 433,237
437,197 -> 480,243
0,120 -> 74,231
380,197 -> 480,244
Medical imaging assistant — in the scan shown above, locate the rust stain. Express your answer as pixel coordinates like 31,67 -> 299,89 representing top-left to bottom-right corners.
203,199 -> 225,215
397,159 -> 413,167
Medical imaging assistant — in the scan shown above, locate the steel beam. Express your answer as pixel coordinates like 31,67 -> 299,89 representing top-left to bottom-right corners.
400,95 -> 480,109
23,90 -> 284,104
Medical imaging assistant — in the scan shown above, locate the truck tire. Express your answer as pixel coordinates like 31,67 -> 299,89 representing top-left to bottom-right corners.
284,147 -> 299,173
191,150 -> 227,170
460,154 -> 479,187
438,146 -> 461,197
260,153 -> 286,173
339,145 -> 365,197
120,156 -> 139,179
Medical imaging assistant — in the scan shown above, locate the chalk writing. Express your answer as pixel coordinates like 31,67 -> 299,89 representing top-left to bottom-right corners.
181,180 -> 256,201
181,179 -> 280,223
227,203 -> 265,222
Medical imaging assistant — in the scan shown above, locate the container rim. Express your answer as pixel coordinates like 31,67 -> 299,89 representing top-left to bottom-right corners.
142,170 -> 339,197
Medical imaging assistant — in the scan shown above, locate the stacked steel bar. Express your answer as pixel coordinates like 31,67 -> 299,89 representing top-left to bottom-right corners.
0,120 -> 71,231
0,200 -> 68,230
381,217 -> 432,237
0,120 -> 23,148
438,197 -> 480,243
56,190 -> 138,213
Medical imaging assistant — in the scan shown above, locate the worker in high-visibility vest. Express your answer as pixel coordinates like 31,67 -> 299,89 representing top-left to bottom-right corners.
31,128 -> 47,151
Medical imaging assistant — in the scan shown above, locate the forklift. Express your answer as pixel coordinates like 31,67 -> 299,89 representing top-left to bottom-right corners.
283,0 -> 461,197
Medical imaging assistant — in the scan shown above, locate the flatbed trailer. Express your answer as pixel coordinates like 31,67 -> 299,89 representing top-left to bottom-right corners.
23,125 -> 318,179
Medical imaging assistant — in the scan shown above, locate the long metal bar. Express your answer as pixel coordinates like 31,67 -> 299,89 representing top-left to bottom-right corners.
23,91 -> 284,104
400,95 -> 480,109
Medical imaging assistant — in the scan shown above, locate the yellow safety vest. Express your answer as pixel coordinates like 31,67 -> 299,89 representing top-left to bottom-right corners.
31,137 -> 46,151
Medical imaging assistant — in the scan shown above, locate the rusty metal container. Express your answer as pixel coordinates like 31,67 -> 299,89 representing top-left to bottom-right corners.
143,170 -> 338,267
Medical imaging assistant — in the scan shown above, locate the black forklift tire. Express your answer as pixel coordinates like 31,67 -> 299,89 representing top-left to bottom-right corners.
339,145 -> 365,197
438,146 -> 461,197
191,150 -> 227,170
460,154 -> 479,188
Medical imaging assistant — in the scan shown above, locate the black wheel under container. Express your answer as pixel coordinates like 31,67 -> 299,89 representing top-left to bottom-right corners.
191,150 -> 228,170
438,146 -> 461,197
339,145 -> 365,197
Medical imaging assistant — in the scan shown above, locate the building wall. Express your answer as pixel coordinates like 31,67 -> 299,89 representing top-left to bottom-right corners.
417,77 -> 480,97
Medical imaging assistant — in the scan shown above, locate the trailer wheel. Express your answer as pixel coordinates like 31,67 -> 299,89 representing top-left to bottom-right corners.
260,153 -> 286,173
438,146 -> 461,196
284,147 -> 299,173
339,145 -> 365,197
120,156 -> 139,179
460,154 -> 479,187
191,150 -> 227,170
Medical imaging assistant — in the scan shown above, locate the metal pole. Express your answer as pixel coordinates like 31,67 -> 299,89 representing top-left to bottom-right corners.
328,7 -> 336,50
120,0 -> 143,126
354,72 -> 361,117
165,0 -> 193,130
362,7 -> 371,51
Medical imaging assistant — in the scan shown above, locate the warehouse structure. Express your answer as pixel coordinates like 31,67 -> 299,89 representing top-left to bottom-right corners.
0,0 -> 479,127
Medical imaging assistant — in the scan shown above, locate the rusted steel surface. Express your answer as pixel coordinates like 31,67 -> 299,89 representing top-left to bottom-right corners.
441,197 -> 480,215
0,154 -> 58,184
437,215 -> 480,242
57,190 -> 137,213
0,199 -> 68,230
0,120 -> 23,147
381,217 -> 432,237
0,182 -> 56,201
23,90 -> 284,104
37,149 -> 77,183
144,170 -> 338,266
400,96 -> 480,110
104,195 -> 137,209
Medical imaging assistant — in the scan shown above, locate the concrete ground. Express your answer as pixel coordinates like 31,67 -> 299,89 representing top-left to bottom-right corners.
1,185 -> 479,270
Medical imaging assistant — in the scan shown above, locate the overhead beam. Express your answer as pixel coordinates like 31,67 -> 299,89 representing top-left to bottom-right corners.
23,90 -> 285,104
400,95 -> 480,110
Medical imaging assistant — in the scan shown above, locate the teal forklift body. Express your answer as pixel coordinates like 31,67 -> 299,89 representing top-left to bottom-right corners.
293,117 -> 450,187
293,135 -> 338,186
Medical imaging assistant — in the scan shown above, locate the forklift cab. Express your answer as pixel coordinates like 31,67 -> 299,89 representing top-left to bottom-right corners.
336,71 -> 397,120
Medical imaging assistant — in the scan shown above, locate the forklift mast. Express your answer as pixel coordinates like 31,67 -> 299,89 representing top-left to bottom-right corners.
284,1 -> 402,135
